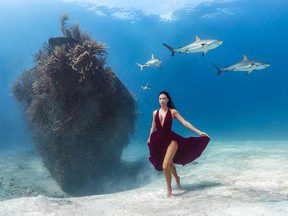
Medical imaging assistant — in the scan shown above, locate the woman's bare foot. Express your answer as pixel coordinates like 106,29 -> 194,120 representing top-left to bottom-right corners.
175,176 -> 181,189
167,187 -> 172,198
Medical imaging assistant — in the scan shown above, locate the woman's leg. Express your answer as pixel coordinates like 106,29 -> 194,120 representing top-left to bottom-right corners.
162,140 -> 178,197
170,162 -> 181,188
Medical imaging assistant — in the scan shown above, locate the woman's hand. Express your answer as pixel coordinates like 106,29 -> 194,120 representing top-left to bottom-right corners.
198,131 -> 210,138
147,138 -> 150,144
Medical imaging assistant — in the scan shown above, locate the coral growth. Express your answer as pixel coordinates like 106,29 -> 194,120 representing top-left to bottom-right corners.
12,14 -> 140,195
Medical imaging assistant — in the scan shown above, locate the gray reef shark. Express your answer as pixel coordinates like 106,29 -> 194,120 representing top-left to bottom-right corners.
136,54 -> 162,71
141,82 -> 151,90
213,55 -> 270,75
163,35 -> 223,57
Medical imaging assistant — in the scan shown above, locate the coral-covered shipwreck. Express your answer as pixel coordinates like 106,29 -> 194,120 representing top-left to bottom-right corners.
12,14 -> 142,195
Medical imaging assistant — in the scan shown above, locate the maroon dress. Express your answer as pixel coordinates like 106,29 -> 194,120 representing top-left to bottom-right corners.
148,108 -> 210,171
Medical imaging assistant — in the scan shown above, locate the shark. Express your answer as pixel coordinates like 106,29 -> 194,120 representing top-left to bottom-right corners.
163,35 -> 223,57
212,55 -> 270,75
136,54 -> 162,71
141,82 -> 151,90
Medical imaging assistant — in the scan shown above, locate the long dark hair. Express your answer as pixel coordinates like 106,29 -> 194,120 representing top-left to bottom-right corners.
158,91 -> 176,109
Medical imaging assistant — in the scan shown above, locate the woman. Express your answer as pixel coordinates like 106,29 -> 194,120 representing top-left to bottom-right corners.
147,91 -> 210,198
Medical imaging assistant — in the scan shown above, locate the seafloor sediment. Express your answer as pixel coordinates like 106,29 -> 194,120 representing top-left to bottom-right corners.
1,141 -> 288,215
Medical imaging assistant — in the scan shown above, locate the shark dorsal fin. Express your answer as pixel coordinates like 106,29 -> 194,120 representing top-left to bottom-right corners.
151,54 -> 155,59
195,35 -> 200,41
242,55 -> 248,61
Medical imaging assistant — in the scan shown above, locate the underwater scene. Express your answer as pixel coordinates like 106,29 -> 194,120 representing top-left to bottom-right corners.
0,0 -> 288,215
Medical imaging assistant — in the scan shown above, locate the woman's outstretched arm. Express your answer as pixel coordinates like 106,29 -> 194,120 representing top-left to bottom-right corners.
173,109 -> 209,137
147,110 -> 157,143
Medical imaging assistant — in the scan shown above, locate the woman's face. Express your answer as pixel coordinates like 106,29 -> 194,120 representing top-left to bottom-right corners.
158,94 -> 169,106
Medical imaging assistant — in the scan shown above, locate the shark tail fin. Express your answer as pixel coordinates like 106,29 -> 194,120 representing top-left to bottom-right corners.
162,43 -> 176,57
136,63 -> 144,71
211,63 -> 223,75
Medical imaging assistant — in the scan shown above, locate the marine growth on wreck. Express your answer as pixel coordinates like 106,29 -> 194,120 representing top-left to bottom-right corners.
12,14 -> 141,195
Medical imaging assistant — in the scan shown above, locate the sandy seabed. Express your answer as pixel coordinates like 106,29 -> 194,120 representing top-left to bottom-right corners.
1,141 -> 288,216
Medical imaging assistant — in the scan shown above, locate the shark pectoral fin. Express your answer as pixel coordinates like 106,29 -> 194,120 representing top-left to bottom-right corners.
202,50 -> 207,56
246,70 -> 253,76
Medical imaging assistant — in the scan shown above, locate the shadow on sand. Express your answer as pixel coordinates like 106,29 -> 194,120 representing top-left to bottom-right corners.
173,181 -> 225,197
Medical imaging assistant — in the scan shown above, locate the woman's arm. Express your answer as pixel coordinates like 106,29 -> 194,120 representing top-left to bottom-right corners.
173,109 -> 209,137
147,110 -> 157,143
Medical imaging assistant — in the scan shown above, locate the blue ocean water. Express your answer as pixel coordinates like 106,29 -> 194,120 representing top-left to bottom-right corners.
0,0 -> 288,212
1,0 -> 288,153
